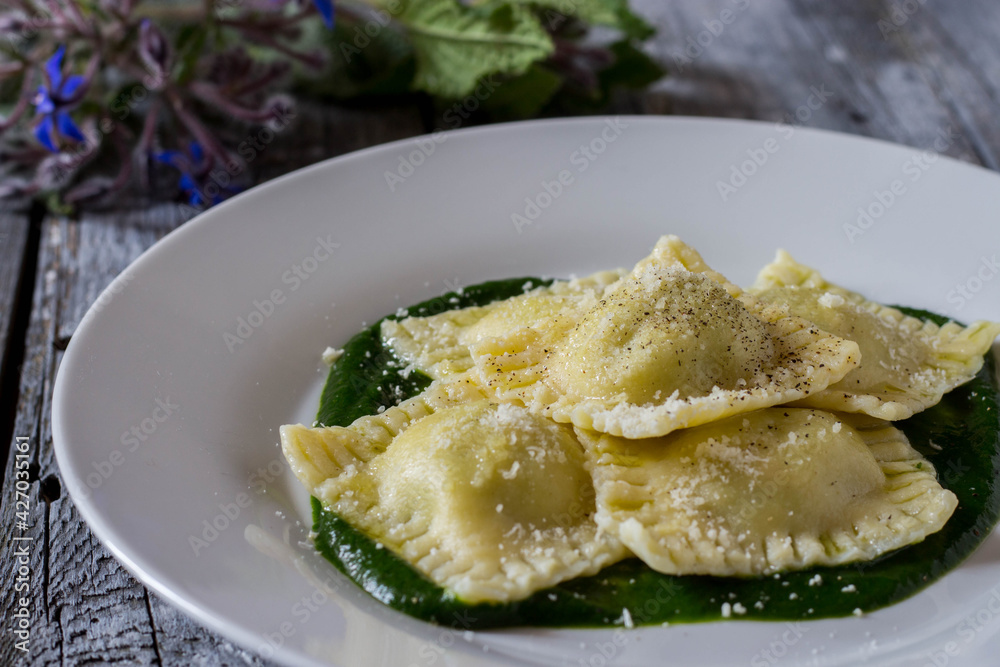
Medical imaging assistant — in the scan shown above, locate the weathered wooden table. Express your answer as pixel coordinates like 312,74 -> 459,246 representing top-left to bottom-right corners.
3,1 -> 1000,664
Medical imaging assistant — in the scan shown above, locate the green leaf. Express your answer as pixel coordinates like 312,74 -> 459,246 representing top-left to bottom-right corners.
514,0 -> 654,39
174,25 -> 207,85
45,191 -> 74,216
478,64 -> 563,117
395,0 -> 554,98
306,16 -> 417,99
0,71 -> 24,116
599,38 -> 665,89
542,39 -> 664,114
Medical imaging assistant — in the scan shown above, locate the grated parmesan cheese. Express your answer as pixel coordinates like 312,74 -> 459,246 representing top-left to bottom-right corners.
321,347 -> 344,366
818,292 -> 846,308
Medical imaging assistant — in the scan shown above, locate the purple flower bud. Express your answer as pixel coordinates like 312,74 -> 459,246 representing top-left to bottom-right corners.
205,48 -> 253,85
138,19 -> 172,87
34,153 -> 82,190
262,94 -> 296,131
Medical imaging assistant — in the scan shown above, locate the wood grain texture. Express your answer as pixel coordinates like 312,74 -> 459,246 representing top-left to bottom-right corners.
4,3 -> 1000,664
0,215 -> 31,407
631,0 -> 996,165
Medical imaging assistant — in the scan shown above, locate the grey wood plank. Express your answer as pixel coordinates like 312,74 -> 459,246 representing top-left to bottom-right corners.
147,595 -> 268,667
631,0 -> 990,165
0,215 -> 31,401
252,103 -> 429,184
785,0 -> 984,162
888,0 -> 1000,170
633,0 -> 862,125
0,210 -> 55,667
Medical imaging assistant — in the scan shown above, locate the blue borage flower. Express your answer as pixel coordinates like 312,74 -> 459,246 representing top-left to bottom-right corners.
312,0 -> 335,29
33,46 -> 87,152
153,142 -> 241,208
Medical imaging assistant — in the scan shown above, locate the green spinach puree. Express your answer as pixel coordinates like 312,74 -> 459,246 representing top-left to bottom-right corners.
310,278 -> 1000,629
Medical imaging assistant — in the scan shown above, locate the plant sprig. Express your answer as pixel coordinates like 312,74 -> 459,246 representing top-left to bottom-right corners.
0,0 -> 663,211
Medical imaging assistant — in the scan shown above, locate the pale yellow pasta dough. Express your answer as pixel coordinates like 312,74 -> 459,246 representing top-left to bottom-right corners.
381,270 -> 625,380
751,250 -> 1000,419
280,379 -> 626,603
578,408 -> 958,576
470,236 -> 861,438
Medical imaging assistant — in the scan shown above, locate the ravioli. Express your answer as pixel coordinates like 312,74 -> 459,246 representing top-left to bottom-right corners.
280,380 -> 626,603
751,251 -> 1000,419
578,408 -> 958,576
470,236 -> 861,438
381,270 -> 625,381
286,235 -> 996,624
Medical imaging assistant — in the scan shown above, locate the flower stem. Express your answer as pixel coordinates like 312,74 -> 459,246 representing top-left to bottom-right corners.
0,68 -> 35,132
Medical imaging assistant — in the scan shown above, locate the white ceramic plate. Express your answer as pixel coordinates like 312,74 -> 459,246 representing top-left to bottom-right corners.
53,117 -> 1000,667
